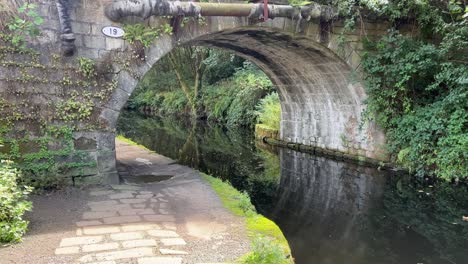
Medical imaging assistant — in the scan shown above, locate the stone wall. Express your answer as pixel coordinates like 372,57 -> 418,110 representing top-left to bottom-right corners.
1,0 -> 393,183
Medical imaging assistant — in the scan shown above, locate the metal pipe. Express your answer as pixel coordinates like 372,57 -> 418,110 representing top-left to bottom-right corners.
55,0 -> 75,56
105,0 -> 335,22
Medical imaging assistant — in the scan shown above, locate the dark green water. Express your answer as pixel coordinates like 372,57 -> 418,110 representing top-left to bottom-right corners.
117,111 -> 468,264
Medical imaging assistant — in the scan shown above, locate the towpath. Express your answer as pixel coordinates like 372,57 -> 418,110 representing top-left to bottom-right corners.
0,139 -> 250,264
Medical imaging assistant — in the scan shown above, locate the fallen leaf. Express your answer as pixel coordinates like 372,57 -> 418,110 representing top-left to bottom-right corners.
463,216 -> 468,221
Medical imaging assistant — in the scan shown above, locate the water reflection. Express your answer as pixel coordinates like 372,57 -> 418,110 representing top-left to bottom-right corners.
117,111 -> 468,264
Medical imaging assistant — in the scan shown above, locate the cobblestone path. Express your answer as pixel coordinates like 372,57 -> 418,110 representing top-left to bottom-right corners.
54,186 -> 190,263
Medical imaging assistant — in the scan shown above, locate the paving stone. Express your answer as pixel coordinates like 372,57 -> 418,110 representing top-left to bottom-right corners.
89,190 -> 115,196
83,226 -> 121,235
138,257 -> 182,264
147,230 -> 179,237
139,191 -> 153,195
162,222 -> 177,230
76,220 -> 103,227
82,242 -> 119,252
103,215 -> 141,224
155,193 -> 165,198
160,238 -> 186,246
121,223 -> 161,232
159,203 -> 169,209
88,261 -> 116,264
79,254 -> 95,263
158,198 -> 169,203
55,246 -> 80,255
94,247 -> 154,261
120,198 -> 147,204
110,231 -> 144,241
159,209 -> 170,215
137,209 -> 156,215
83,211 -> 118,220
90,204 -> 132,212
136,194 -> 153,199
122,239 -> 157,248
111,184 -> 141,191
118,208 -> 154,216
143,214 -> 175,222
60,236 -> 104,247
109,192 -> 135,199
159,249 -> 188,255
132,203 -> 147,208
77,228 -> 83,236
88,200 -> 118,207
150,198 -> 159,203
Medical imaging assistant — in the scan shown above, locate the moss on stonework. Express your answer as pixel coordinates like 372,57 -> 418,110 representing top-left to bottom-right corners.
200,173 -> 292,263
255,124 -> 280,141
116,135 -> 152,152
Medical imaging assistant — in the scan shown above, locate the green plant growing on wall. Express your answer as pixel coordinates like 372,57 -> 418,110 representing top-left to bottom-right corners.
56,90 -> 94,121
0,161 -> 33,243
78,57 -> 96,78
123,23 -> 173,48
2,3 -> 43,49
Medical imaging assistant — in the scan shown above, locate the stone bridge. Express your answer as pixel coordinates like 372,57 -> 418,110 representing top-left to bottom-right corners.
0,0 -> 391,184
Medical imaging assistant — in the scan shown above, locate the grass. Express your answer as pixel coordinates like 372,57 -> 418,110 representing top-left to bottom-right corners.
200,173 -> 292,263
116,135 -> 152,152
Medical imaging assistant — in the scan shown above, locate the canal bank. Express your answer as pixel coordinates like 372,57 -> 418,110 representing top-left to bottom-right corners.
117,111 -> 468,264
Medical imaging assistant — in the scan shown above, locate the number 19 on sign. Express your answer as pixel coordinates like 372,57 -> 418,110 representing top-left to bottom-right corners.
101,26 -> 125,38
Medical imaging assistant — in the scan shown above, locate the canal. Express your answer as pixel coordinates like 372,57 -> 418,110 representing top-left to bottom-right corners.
117,111 -> 468,264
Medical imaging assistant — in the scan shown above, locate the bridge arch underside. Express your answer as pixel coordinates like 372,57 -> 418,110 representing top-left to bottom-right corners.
187,27 -> 385,159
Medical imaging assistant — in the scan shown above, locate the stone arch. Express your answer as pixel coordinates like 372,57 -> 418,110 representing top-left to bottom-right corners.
102,26 -> 386,183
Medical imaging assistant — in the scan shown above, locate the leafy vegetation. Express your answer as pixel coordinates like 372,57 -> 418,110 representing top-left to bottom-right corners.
242,236 -> 289,264
123,23 -> 172,48
348,0 -> 468,180
0,161 -> 32,243
128,48 -> 276,128
0,3 -> 43,49
78,57 -> 96,78
255,92 -> 281,131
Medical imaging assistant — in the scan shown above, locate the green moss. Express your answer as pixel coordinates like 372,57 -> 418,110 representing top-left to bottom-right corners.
116,135 -> 152,152
200,173 -> 292,263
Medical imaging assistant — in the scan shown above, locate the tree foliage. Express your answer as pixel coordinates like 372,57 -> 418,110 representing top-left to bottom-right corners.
357,0 -> 468,179
128,48 -> 275,127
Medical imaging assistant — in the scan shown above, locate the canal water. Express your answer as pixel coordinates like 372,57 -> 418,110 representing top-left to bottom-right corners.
117,111 -> 468,264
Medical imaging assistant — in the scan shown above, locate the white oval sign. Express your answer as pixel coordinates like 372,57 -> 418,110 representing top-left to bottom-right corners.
102,26 -> 125,38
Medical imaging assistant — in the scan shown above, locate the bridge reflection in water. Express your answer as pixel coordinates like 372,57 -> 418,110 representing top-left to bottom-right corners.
270,149 -> 386,263
268,149 -> 467,264
117,111 -> 468,264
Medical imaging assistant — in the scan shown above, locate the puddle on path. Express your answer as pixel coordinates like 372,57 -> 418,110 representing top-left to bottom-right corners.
123,174 -> 174,184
